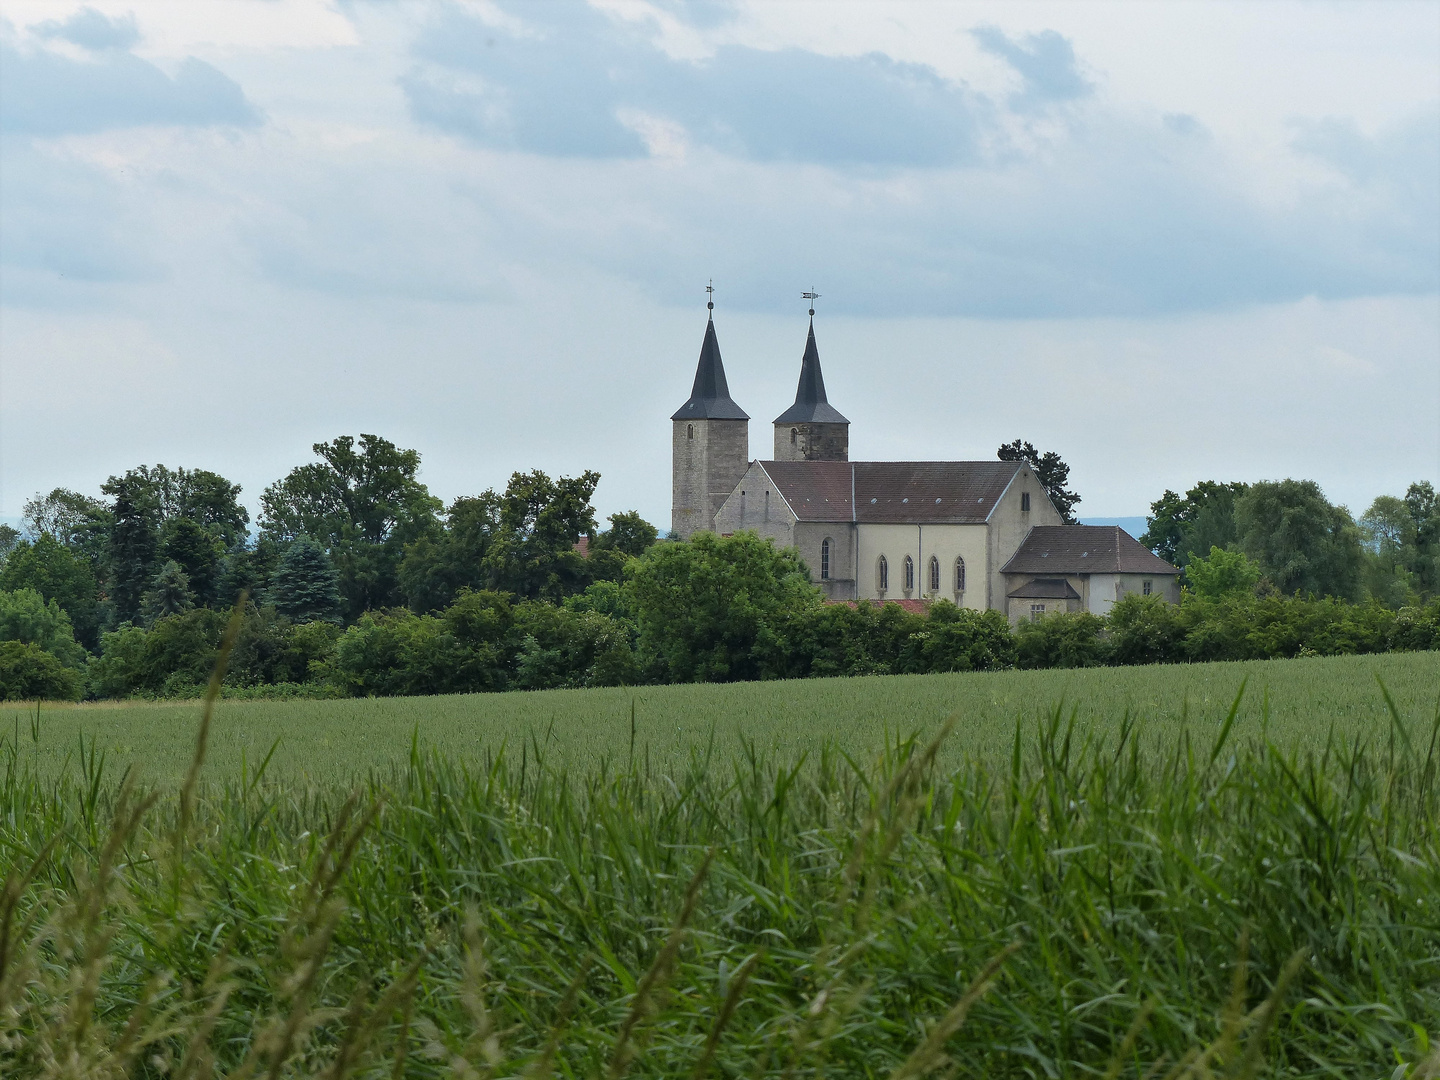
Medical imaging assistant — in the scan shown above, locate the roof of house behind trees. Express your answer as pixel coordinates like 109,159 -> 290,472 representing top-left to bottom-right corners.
1001,525 -> 1180,576
758,460 -> 1026,523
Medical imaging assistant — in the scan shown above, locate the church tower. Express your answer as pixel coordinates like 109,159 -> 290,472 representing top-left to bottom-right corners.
773,314 -> 849,461
671,303 -> 749,538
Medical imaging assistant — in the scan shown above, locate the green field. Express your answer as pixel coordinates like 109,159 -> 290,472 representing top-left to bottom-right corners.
5,650 -> 1437,785
4,651 -> 1438,1077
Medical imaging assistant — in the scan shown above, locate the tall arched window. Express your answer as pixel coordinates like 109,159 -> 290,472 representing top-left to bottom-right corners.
877,555 -> 888,592
955,556 -> 966,593
790,428 -> 798,446
687,424 -> 694,439
903,555 -> 915,592
929,555 -> 940,592
820,538 -> 831,580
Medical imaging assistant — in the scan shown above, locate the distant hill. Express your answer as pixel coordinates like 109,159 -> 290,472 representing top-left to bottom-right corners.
1078,516 -> 1149,538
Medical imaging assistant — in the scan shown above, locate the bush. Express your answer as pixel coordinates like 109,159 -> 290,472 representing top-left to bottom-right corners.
0,588 -> 87,668
1388,600 -> 1440,652
1015,610 -> 1107,669
0,640 -> 82,701
1107,594 -> 1189,665
900,602 -> 1016,673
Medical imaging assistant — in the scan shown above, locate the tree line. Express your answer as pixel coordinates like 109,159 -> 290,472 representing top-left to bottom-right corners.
0,434 -> 1436,700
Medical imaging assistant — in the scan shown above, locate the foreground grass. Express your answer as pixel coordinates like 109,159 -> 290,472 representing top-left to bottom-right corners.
2,671 -> 1438,1077
4,650 -> 1438,786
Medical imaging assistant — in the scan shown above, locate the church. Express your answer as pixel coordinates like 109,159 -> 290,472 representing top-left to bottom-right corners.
670,303 -> 1180,620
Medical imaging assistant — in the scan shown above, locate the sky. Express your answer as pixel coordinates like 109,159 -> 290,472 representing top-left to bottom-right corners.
1,0 -> 1437,532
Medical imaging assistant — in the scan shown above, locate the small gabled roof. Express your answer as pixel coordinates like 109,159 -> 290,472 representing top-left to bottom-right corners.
1007,578 -> 1082,600
758,460 -> 1026,523
672,317 -> 749,421
1001,525 -> 1180,576
774,321 -> 848,425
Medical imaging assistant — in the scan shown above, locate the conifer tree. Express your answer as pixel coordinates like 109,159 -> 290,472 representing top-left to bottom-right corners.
268,537 -> 342,623
141,560 -> 194,622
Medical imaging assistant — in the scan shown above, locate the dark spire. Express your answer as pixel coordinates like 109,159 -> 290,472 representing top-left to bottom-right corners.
671,313 -> 749,421
774,318 -> 848,425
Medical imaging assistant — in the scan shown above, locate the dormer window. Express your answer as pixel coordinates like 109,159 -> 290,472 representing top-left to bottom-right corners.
1021,492 -> 1031,512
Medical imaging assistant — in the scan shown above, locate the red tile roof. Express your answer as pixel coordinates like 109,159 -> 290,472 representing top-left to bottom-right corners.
828,598 -> 932,614
1001,525 -> 1179,576
760,460 -> 1025,523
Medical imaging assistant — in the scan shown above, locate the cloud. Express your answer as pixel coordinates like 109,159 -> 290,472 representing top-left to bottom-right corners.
970,27 -> 1091,110
0,39 -> 261,136
405,1 -> 987,166
35,6 -> 140,51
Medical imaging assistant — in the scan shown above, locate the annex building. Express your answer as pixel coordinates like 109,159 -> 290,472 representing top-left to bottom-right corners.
671,306 -> 1180,620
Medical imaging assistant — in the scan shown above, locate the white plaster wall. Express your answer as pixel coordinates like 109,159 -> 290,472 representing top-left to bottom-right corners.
855,522 -> 990,606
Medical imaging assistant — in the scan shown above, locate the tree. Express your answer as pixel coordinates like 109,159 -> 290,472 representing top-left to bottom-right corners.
105,473 -> 162,623
22,488 -> 109,547
0,525 -> 20,564
0,536 -> 101,648
1140,482 -> 1249,566
161,516 -> 224,606
480,470 -> 601,601
0,641 -> 82,701
399,492 -> 503,613
1235,480 -> 1364,599
141,560 -> 195,622
1403,481 -> 1440,596
624,530 -> 821,683
260,435 -> 442,618
0,588 -> 87,668
268,538 -> 343,623
1184,546 -> 1262,600
593,512 -> 658,558
996,440 -> 1081,522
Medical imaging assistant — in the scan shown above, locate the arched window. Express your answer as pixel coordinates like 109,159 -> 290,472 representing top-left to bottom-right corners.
1021,492 -> 1031,512
820,538 -> 831,580
929,555 -> 939,592
687,424 -> 694,440
790,428 -> 798,446
903,555 -> 914,592
877,555 -> 888,592
955,556 -> 966,593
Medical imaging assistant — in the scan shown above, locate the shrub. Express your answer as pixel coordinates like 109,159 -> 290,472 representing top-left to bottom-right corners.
1015,610 -> 1107,669
901,602 -> 1016,673
1107,594 -> 1189,665
0,640 -> 82,701
0,587 -> 87,668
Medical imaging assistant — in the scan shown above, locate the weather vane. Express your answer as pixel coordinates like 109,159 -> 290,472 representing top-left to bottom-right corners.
802,289 -> 820,317
706,279 -> 715,311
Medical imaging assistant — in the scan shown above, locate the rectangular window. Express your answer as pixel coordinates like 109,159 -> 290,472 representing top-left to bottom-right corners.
1021,492 -> 1031,512
1030,603 -> 1045,619
1143,580 -> 1153,596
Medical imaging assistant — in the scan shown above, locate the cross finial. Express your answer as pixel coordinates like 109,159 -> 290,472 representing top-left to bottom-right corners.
802,289 -> 820,318
706,279 -> 714,313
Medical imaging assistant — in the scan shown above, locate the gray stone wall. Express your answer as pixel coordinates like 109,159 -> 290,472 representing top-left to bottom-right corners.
773,422 -> 849,462
672,418 -> 750,538
713,461 -> 794,547
794,522 -> 855,600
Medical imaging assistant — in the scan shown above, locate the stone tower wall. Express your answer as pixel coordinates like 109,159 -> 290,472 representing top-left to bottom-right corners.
672,418 -> 750,538
773,422 -> 849,462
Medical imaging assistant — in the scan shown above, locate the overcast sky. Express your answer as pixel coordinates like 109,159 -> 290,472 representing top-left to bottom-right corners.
2,0 -> 1437,530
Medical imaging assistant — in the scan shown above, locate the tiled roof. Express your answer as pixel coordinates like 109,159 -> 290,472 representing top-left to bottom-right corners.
760,460 -> 1024,523
1001,525 -> 1180,576
1006,577 -> 1082,600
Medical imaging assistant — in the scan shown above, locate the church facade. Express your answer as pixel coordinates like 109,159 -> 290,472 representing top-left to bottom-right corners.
671,308 -> 1178,618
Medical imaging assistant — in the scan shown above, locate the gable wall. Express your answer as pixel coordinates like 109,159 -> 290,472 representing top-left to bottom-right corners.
713,461 -> 797,547
986,464 -> 1064,610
